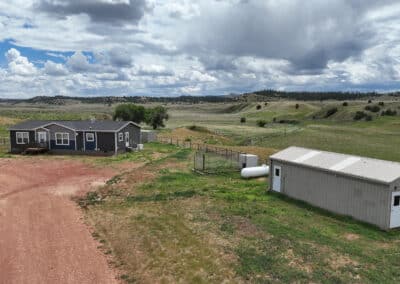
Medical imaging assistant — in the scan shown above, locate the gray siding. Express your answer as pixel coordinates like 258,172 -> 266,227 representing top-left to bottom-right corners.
270,160 -> 391,229
97,132 -> 115,153
44,124 -> 76,150
116,123 -> 141,152
9,130 -> 35,153
76,132 -> 84,151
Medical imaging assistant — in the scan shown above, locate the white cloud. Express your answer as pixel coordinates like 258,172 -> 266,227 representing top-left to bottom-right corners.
44,61 -> 69,76
67,51 -> 92,72
5,48 -> 37,76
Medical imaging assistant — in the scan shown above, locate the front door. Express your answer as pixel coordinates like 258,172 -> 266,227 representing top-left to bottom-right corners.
85,132 -> 96,151
272,166 -> 282,192
390,192 -> 400,228
37,132 -> 47,143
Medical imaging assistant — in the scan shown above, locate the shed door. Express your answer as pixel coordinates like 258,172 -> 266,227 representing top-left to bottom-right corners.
125,132 -> 130,147
272,166 -> 282,192
390,192 -> 400,228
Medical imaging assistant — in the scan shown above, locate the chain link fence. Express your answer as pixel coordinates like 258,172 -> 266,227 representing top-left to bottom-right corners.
157,136 -> 245,174
0,137 -> 10,153
193,151 -> 241,174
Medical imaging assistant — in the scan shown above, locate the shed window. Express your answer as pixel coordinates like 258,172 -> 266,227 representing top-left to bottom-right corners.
16,132 -> 29,144
86,133 -> 95,142
118,132 -> 123,142
275,168 -> 280,177
55,133 -> 69,145
394,196 -> 400,207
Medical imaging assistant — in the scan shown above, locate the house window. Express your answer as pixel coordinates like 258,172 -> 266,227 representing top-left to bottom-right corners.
394,196 -> 400,207
118,132 -> 123,142
55,133 -> 69,145
86,133 -> 95,142
16,132 -> 29,144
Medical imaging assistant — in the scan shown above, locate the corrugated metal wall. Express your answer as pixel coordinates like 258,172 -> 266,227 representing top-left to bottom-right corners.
270,160 -> 391,229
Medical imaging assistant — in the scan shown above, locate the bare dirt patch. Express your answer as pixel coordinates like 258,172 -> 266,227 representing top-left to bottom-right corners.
0,157 -> 119,284
344,233 -> 361,241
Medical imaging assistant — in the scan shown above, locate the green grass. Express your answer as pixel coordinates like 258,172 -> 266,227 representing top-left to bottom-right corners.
82,144 -> 400,283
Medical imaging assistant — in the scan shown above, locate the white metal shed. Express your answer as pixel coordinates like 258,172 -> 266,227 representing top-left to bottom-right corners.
269,146 -> 400,229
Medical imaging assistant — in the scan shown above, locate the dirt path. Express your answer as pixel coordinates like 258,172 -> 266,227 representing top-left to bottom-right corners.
0,158 -> 118,284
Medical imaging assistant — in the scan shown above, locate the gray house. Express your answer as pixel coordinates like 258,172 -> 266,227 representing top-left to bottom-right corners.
269,146 -> 400,230
9,120 -> 141,155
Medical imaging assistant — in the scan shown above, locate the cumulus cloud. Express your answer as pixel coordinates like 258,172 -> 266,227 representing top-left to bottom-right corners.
5,48 -> 37,76
44,61 -> 69,76
67,51 -> 92,72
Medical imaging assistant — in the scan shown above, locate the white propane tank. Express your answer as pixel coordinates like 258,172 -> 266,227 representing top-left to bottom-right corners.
241,164 -> 269,178
138,144 -> 144,150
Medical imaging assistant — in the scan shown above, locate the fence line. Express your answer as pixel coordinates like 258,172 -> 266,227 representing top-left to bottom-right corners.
0,137 -> 9,145
157,136 -> 245,162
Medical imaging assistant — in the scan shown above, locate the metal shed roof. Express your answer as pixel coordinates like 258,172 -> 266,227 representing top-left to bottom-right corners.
9,120 -> 140,132
270,146 -> 400,184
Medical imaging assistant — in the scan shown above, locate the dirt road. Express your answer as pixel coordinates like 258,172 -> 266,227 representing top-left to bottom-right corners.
0,158 -> 118,284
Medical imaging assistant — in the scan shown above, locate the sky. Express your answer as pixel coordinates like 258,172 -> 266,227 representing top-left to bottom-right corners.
0,0 -> 400,98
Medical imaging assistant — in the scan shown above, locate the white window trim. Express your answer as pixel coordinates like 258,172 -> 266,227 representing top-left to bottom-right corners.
55,132 -> 70,146
16,132 -> 29,144
86,133 -> 95,142
118,132 -> 124,142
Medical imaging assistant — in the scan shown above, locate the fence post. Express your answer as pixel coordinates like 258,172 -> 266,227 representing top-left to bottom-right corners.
202,153 -> 205,171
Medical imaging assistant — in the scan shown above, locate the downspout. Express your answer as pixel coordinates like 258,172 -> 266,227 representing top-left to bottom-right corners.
114,132 -> 118,155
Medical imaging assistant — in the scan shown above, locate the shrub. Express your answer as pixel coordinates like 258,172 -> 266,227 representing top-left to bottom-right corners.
187,125 -> 210,132
342,102 -> 348,106
365,105 -> 380,113
324,107 -> 338,118
368,99 -> 372,104
295,104 -> 300,109
256,120 -> 267,127
264,102 -> 268,106
354,111 -> 367,120
278,119 -> 299,124
256,105 -> 262,110
378,101 -> 385,106
382,109 -> 397,116
272,117 -> 277,123
365,115 -> 373,121
240,117 -> 246,123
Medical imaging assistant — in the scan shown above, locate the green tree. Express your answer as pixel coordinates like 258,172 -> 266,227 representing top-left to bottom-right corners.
145,106 -> 169,129
113,104 -> 146,123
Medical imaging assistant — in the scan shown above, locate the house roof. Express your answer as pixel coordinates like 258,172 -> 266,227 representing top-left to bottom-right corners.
9,120 -> 140,132
270,146 -> 400,184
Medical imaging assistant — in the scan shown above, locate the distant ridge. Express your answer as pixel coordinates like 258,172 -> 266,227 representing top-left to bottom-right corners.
0,90 -> 398,105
